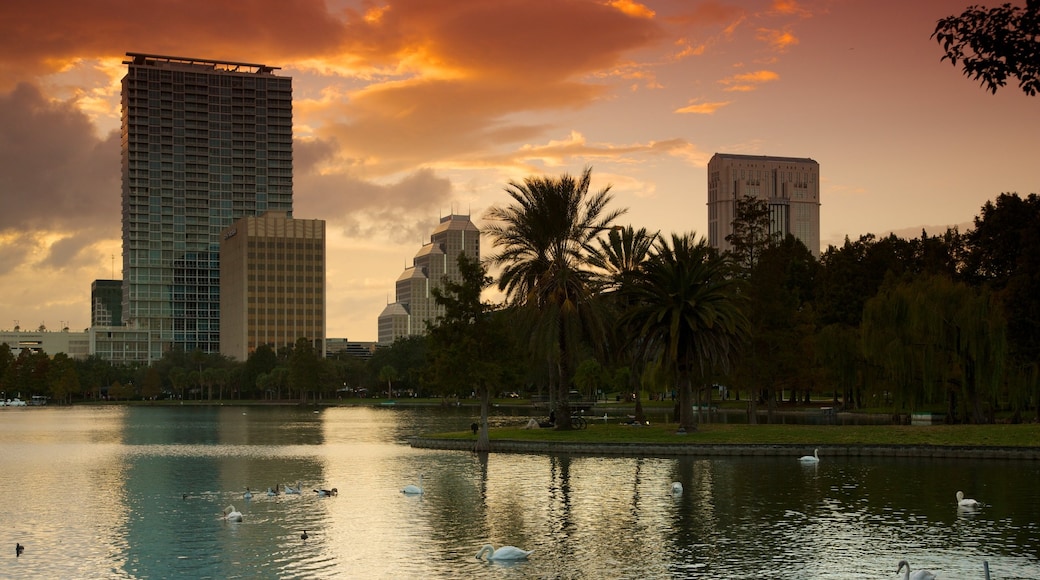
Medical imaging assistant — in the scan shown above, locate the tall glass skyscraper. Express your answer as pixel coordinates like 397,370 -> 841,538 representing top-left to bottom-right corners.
120,53 -> 293,361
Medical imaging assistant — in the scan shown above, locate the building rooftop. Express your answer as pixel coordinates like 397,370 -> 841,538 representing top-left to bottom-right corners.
123,52 -> 280,74
710,153 -> 817,165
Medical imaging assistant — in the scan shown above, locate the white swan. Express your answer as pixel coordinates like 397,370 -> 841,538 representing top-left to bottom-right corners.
897,559 -> 936,580
956,490 -> 981,508
284,481 -> 302,495
223,505 -> 243,522
671,482 -> 683,494
401,474 -> 424,495
799,448 -> 820,462
475,544 -> 533,560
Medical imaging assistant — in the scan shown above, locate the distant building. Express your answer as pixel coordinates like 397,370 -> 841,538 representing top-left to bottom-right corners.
377,214 -> 480,344
120,53 -> 294,362
325,338 -> 377,360
88,326 -> 153,364
707,153 -> 820,257
0,329 -> 90,360
91,280 -> 123,327
219,211 -> 325,361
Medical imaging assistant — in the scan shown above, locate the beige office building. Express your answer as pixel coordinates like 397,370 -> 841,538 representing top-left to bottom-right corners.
220,211 -> 325,361
378,214 -> 480,344
707,153 -> 821,257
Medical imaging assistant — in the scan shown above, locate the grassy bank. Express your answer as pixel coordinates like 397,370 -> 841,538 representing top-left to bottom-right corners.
431,422 -> 1040,448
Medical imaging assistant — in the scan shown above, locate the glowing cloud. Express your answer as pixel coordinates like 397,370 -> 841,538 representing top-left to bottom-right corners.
675,100 -> 731,114
718,70 -> 779,92
757,28 -> 800,52
608,0 -> 656,19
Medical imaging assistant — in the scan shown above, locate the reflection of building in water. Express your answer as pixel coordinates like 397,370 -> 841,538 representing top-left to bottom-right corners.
118,407 -> 327,578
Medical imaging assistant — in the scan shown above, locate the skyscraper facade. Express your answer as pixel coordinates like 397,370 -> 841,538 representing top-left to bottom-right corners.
91,279 -> 123,327
219,211 -> 326,361
378,214 -> 481,344
707,153 -> 820,257
120,53 -> 293,361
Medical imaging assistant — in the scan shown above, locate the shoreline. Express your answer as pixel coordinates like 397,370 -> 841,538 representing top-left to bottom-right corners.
408,437 -> 1040,460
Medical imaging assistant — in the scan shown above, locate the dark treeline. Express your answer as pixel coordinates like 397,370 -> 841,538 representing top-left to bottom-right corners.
1,186 -> 1037,427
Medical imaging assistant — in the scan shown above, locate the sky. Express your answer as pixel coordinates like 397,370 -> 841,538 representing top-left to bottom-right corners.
0,0 -> 1037,343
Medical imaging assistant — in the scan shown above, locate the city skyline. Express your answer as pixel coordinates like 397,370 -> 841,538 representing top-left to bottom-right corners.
0,0 -> 1037,342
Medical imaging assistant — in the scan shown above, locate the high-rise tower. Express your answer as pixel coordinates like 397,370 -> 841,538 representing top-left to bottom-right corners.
378,214 -> 481,344
120,53 -> 293,361
707,153 -> 820,258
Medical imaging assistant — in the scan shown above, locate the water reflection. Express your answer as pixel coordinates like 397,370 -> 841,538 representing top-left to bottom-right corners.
0,406 -> 1037,579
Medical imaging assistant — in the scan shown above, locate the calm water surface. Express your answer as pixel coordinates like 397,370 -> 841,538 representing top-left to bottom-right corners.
0,405 -> 1037,579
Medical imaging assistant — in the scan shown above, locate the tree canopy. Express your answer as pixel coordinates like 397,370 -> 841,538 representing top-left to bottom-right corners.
933,1 -> 1040,95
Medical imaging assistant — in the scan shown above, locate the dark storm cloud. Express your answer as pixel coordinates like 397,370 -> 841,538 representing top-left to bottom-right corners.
0,83 -> 120,233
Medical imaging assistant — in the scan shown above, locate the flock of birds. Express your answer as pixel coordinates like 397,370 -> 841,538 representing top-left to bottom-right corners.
209,473 -> 536,562
788,448 -> 989,579
197,460 -> 994,573
216,480 -> 340,531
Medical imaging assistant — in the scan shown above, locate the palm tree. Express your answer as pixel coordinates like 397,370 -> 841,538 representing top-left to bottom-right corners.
484,166 -> 626,429
590,225 -> 658,423
622,233 -> 749,432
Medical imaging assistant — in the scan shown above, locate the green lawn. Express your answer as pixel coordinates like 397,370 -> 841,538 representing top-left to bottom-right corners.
432,422 -> 1040,447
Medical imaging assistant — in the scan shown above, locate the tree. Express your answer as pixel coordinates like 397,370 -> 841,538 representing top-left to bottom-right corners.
725,194 -> 774,275
589,225 -> 658,422
861,275 -> 1008,423
141,366 -> 162,400
484,166 -> 626,429
933,1 -> 1040,96
426,253 -> 513,451
289,338 -> 321,403
378,365 -> 398,399
622,233 -> 749,432
734,235 -> 818,422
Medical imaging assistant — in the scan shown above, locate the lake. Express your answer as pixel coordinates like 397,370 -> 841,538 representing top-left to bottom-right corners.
0,405 -> 1037,579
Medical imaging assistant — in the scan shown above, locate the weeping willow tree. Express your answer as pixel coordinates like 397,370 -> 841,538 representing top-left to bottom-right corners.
861,275 -> 1007,423
816,323 -> 862,408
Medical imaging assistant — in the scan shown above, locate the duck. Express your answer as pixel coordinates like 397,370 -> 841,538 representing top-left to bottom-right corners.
671,482 -> 683,494
401,474 -> 424,495
799,448 -> 820,462
243,487 -> 253,500
284,481 -> 302,495
301,530 -> 309,540
896,559 -> 936,580
16,543 -> 24,557
956,490 -> 981,508
223,505 -> 243,522
266,485 -> 279,497
314,488 -> 338,497
475,544 -> 533,561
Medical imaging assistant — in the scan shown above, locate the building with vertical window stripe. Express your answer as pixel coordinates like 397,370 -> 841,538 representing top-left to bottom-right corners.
219,212 -> 325,362
120,53 -> 293,361
707,153 -> 820,258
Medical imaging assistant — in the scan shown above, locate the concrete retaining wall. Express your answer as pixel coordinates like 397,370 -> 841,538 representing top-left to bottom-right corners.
408,437 -> 1040,460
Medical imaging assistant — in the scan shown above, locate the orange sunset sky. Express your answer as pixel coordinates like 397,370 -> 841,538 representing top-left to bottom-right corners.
0,0 -> 1037,343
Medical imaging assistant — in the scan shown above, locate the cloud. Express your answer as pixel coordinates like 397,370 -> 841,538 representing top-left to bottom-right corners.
675,100 -> 731,114
756,27 -> 800,52
718,70 -> 780,92
0,0 -> 347,90
0,83 -> 120,233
